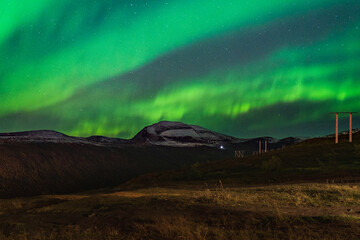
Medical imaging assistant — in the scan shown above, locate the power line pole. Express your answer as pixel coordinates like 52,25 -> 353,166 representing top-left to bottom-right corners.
330,112 -> 358,143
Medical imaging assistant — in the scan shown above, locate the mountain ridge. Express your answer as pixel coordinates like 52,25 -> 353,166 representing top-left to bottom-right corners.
0,121 -> 353,197
0,121 -> 306,148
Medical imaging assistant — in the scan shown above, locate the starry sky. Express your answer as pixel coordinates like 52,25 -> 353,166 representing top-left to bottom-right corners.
0,0 -> 359,138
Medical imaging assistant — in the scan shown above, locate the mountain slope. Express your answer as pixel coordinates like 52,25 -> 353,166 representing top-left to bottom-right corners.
127,131 -> 360,186
0,141 -> 234,197
0,121 -> 304,197
131,121 -> 243,147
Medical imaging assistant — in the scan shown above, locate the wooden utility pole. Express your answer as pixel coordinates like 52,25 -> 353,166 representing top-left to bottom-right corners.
336,113 -> 339,144
259,141 -> 261,154
330,112 -> 358,143
350,113 -> 353,143
265,140 -> 268,153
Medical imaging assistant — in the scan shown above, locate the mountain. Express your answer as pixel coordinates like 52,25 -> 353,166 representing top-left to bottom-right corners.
130,121 -> 304,151
0,130 -> 127,145
127,130 -> 360,187
0,121 -> 304,197
131,121 -> 244,147
0,130 -> 68,140
0,121 -> 303,148
325,128 -> 360,138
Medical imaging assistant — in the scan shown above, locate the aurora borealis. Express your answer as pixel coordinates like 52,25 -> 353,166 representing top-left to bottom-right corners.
0,0 -> 359,138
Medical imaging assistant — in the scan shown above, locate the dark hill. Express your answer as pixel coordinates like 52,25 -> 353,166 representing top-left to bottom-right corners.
0,121 -> 302,197
126,131 -> 360,187
131,121 -> 243,146
0,142 -> 233,198
0,130 -> 68,138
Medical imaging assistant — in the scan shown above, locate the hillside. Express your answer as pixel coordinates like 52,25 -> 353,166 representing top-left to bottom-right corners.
0,132 -> 359,239
0,121 -> 302,197
0,142 -> 232,198
131,121 -> 243,147
126,131 -> 360,187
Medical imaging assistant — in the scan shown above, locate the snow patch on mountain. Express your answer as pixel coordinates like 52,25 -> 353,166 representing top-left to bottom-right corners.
0,121 -> 311,148
131,121 -> 244,147
0,130 -> 67,138
0,130 -> 125,145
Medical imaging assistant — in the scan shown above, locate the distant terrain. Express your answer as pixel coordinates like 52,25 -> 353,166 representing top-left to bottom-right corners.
0,125 -> 359,239
129,129 -> 360,187
0,121 -> 300,197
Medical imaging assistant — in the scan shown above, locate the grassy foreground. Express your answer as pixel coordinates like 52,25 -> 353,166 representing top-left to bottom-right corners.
0,182 -> 360,239
0,134 -> 359,239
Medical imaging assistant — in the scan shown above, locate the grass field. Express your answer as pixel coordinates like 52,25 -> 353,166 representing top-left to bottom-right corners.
127,133 -> 360,187
0,182 -> 360,239
0,133 -> 359,239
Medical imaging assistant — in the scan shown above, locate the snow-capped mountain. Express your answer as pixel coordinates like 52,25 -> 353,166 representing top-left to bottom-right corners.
0,130 -> 74,143
131,121 -> 244,147
0,130 -> 125,145
0,121 -> 306,148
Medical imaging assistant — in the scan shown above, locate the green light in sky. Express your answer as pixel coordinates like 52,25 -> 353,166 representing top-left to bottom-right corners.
0,0 -> 359,138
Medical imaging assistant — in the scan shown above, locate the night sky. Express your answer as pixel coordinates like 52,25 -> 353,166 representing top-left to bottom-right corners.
0,0 -> 359,138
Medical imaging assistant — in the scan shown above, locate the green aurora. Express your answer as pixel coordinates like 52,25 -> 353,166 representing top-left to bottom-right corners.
0,0 -> 359,138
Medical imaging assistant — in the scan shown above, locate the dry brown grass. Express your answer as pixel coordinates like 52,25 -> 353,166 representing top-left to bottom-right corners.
0,182 -> 360,239
193,181 -> 360,208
